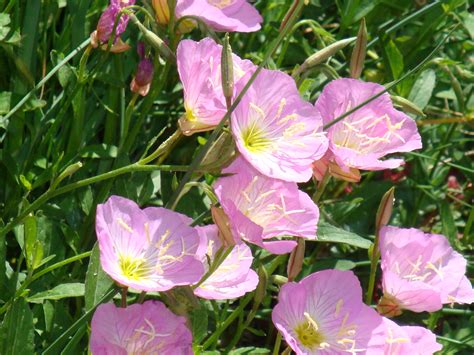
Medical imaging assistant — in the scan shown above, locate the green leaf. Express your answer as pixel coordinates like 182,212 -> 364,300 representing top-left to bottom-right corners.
80,144 -> 118,159
0,91 -> 11,115
229,347 -> 270,354
0,298 -> 35,355
190,306 -> 209,344
408,69 -> 436,110
85,243 -> 113,310
27,283 -> 85,303
316,222 -> 372,249
439,202 -> 457,246
385,39 -> 404,80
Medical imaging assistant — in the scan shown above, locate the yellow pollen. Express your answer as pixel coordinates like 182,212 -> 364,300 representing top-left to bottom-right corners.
294,312 -> 326,350
117,218 -> 133,233
241,122 -> 271,153
119,255 -> 148,280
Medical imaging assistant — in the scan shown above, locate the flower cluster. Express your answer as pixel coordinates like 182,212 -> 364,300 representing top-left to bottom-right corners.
88,3 -> 473,353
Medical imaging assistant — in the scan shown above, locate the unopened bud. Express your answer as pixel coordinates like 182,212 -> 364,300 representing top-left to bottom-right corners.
375,187 -> 395,234
211,206 -> 235,247
221,33 -> 234,109
377,294 -> 402,318
52,162 -> 83,189
253,265 -> 268,311
201,132 -> 236,172
312,157 -> 329,181
287,238 -> 305,281
293,37 -> 356,77
152,0 -> 171,25
328,162 -> 360,183
391,95 -> 425,117
131,43 -> 155,96
350,18 -> 367,79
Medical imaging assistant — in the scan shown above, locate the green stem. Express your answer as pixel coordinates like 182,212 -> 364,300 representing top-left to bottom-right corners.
312,170 -> 330,203
273,333 -> 282,355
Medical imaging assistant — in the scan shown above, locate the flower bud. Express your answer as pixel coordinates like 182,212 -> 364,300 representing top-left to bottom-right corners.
211,206 -> 235,247
350,18 -> 367,79
287,238 -> 305,281
391,95 -> 425,117
375,187 -> 395,234
152,0 -> 171,25
377,294 -> 402,318
130,43 -> 154,96
221,33 -> 234,108
252,265 -> 268,312
200,131 -> 236,172
328,162 -> 361,183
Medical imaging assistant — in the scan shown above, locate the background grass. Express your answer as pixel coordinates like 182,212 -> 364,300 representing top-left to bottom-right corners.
0,0 -> 473,353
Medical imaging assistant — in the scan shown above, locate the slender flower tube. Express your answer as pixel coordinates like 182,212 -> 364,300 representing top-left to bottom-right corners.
231,68 -> 328,183
90,300 -> 192,354
176,38 -> 256,135
95,195 -> 204,292
313,78 -> 422,182
214,157 -> 319,254
378,226 -> 474,315
194,224 -> 258,300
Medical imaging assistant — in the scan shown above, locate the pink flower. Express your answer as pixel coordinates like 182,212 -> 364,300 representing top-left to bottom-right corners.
214,157 -> 319,254
378,318 -> 442,355
176,37 -> 256,135
378,226 -> 474,315
231,69 -> 328,182
94,1 -> 135,44
95,195 -> 204,292
90,300 -> 192,354
194,224 -> 258,300
176,0 -> 262,33
314,78 -> 421,179
130,43 -> 154,96
272,269 -> 385,354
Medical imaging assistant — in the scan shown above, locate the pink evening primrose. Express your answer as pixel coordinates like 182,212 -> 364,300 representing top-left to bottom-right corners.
194,224 -> 259,300
90,300 -> 192,354
176,37 -> 256,135
313,78 -> 421,180
214,157 -> 319,254
231,68 -> 328,183
176,0 -> 262,33
272,269 -> 385,354
378,317 -> 442,355
95,195 -> 204,292
378,226 -> 474,315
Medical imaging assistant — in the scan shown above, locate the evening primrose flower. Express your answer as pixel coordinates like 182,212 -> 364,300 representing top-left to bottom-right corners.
193,225 -> 258,300
313,78 -> 421,182
214,157 -> 319,254
378,226 -> 474,315
153,0 -> 262,32
231,69 -> 328,183
90,300 -> 192,354
95,195 -> 204,292
272,269 -> 385,354
176,38 -> 255,135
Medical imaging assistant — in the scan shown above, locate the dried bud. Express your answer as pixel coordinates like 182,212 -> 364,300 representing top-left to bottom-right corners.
221,33 -> 234,108
287,239 -> 305,281
293,37 -> 356,77
377,294 -> 402,318
131,43 -> 155,96
211,206 -> 235,247
350,18 -> 367,79
375,187 -> 395,234
328,162 -> 361,183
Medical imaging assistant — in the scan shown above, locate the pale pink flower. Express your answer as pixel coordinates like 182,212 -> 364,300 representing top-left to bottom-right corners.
214,157 -> 319,254
194,224 -> 258,300
176,0 -> 262,33
378,317 -> 442,355
272,269 -> 385,354
95,195 -> 204,292
90,300 -> 192,354
378,226 -> 474,314
231,69 -> 328,182
314,78 -> 421,179
176,37 -> 256,135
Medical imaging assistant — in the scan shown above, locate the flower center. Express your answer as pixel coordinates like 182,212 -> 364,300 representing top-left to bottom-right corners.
294,313 -> 326,350
119,255 -> 149,280
241,123 -> 271,153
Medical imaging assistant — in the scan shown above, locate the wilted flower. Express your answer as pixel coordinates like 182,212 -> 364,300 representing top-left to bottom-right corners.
314,78 -> 421,182
95,195 -> 204,292
194,224 -> 258,300
214,157 -> 319,254
231,69 -> 328,183
272,269 -> 385,354
378,226 -> 474,315
153,0 -> 262,32
176,37 -> 255,135
130,43 -> 154,96
378,317 -> 442,354
91,0 -> 136,52
90,300 -> 192,354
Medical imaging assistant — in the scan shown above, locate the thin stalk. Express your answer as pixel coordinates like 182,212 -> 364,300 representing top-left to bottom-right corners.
273,333 -> 283,355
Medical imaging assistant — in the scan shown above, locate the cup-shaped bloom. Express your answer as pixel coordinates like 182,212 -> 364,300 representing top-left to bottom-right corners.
95,195 -> 204,292
214,157 -> 319,254
272,269 -> 385,354
176,0 -> 262,33
90,300 -> 192,354
378,317 -> 442,354
314,78 -> 421,178
194,225 -> 258,300
231,68 -> 328,182
176,37 -> 256,135
378,226 -> 474,314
